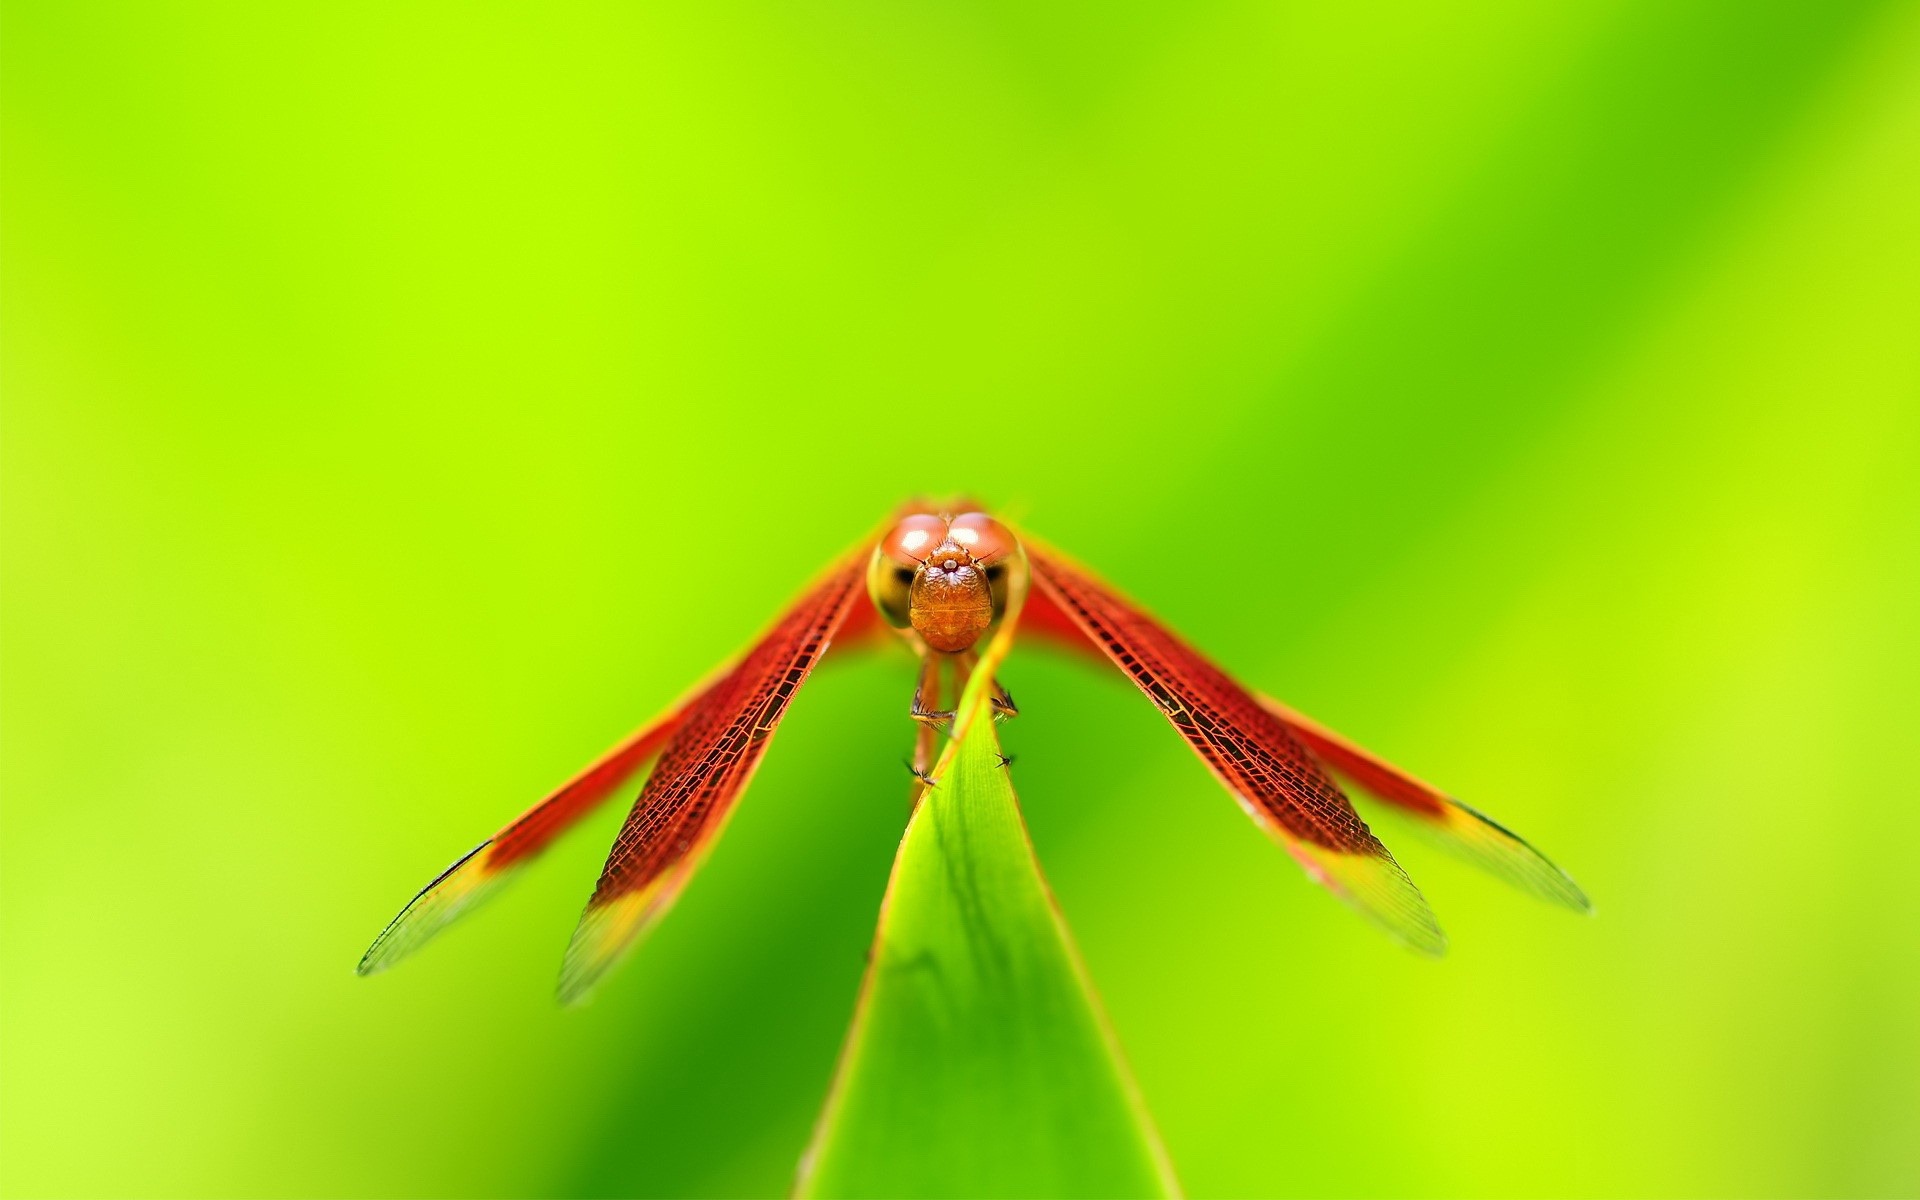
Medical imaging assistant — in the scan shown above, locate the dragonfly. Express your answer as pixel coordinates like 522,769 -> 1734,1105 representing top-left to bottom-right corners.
359,501 -> 1589,1004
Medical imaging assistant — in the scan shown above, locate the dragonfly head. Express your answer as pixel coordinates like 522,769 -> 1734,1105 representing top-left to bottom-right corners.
868,511 -> 1016,653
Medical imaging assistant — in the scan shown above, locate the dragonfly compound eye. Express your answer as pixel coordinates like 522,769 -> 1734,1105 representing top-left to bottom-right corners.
945,512 -> 1015,565
878,514 -> 948,567
868,514 -> 946,628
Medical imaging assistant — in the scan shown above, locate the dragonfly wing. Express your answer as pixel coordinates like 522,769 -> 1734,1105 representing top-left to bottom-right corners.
357,692 -> 700,975
557,557 -> 868,1004
1025,545 -> 1444,954
1020,556 -> 1587,914
1259,700 -> 1591,913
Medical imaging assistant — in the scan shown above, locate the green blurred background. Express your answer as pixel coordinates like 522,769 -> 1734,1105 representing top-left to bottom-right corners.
3,0 -> 1917,1195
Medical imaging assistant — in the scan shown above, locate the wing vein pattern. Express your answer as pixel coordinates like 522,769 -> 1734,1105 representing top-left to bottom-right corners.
357,695 -> 698,975
558,558 -> 867,1002
1025,545 -> 1445,953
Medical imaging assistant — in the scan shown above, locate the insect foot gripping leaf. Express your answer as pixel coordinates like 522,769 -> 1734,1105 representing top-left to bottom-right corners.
796,689 -> 1178,1200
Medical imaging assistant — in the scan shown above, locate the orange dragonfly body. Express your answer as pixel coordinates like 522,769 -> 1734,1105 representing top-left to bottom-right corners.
360,501 -> 1588,1003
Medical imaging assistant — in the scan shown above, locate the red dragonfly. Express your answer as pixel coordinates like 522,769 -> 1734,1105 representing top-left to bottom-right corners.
359,501 -> 1588,1003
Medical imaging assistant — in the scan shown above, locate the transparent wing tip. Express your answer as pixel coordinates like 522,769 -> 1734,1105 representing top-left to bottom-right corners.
555,888 -> 667,1006
357,840 -> 510,976
1438,799 -> 1593,914
1286,840 -> 1448,956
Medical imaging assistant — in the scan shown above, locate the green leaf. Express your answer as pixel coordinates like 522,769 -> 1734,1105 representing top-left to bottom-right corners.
797,692 -> 1178,1199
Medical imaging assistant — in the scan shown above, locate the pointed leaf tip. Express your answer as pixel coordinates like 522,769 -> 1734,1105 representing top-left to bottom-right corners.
798,696 -> 1177,1198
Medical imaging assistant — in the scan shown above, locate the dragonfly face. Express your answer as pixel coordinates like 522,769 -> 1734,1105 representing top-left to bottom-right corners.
867,510 -> 1017,653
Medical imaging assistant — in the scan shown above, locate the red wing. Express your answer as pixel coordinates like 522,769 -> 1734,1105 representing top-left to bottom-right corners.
1025,544 -> 1444,953
1018,571 -> 1100,653
357,692 -> 703,976
1258,700 -> 1591,912
556,556 -> 868,1004
1021,552 -> 1587,915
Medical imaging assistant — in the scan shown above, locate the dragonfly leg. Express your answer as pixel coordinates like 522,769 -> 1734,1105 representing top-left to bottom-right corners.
954,649 -> 1019,721
910,651 -> 955,728
989,676 -> 1018,721
905,720 -> 939,799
